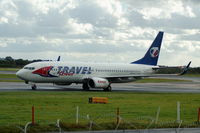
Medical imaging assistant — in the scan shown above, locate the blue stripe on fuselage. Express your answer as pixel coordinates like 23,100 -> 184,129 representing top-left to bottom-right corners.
57,66 -> 92,75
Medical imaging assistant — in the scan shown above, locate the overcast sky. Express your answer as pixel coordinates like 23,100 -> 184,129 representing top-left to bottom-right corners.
0,0 -> 200,66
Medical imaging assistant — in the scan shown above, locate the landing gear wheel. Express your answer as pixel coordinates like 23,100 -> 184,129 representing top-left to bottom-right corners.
82,83 -> 90,91
104,85 -> 112,92
31,84 -> 37,90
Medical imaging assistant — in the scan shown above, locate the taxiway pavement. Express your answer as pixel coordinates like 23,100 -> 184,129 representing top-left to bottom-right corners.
0,76 -> 199,93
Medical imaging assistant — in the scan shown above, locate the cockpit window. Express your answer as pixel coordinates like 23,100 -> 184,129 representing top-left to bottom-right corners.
24,67 -> 35,70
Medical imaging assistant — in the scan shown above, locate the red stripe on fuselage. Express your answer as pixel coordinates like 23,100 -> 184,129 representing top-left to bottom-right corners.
32,66 -> 52,77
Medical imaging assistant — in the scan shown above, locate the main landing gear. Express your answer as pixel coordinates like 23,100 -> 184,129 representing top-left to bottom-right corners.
103,85 -> 112,92
25,81 -> 37,90
82,83 -> 89,91
31,84 -> 37,90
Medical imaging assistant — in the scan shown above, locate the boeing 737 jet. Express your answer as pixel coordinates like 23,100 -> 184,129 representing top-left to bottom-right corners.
16,31 -> 190,91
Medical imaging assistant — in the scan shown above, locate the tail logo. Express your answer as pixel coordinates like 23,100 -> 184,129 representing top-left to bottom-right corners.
150,47 -> 159,58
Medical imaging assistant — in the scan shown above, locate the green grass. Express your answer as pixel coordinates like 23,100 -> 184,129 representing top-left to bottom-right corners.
0,91 -> 200,132
0,74 -> 17,78
0,68 -> 20,71
0,79 -> 23,82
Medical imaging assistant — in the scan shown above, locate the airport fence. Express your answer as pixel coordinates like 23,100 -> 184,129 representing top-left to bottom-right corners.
2,104 -> 200,133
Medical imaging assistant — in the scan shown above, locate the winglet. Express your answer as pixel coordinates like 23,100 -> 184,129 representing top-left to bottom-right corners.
57,56 -> 61,61
180,61 -> 191,75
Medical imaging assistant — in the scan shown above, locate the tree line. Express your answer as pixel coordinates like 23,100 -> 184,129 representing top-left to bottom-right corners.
0,56 -> 42,68
156,67 -> 200,74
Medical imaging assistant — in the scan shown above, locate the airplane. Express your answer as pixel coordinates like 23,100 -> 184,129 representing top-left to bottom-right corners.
16,31 -> 191,91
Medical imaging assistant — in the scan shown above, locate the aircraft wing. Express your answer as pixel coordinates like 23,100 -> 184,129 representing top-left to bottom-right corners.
101,75 -> 150,78
179,61 -> 191,75
100,75 -> 148,83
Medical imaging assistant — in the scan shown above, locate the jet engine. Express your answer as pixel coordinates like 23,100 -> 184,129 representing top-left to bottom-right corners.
88,77 -> 109,88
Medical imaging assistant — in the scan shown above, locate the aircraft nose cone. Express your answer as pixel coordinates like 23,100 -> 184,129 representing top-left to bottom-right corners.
16,70 -> 25,80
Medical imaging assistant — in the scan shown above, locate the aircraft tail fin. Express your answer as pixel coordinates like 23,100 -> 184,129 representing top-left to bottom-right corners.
131,31 -> 164,66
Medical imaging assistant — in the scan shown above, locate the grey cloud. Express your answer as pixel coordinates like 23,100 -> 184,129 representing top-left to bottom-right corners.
14,1 -> 35,20
0,38 -> 145,54
183,0 -> 200,5
36,9 -> 68,27
67,42 -> 138,53
69,1 -> 117,28
0,24 -> 35,37
124,0 -> 163,8
178,34 -> 200,41
0,0 -> 200,66
127,9 -> 200,30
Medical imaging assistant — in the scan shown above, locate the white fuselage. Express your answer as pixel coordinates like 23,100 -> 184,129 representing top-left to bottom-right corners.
16,61 -> 154,84
16,31 -> 164,91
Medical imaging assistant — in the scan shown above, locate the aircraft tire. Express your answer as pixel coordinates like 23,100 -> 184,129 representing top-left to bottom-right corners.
104,85 -> 112,91
31,84 -> 37,90
82,83 -> 89,91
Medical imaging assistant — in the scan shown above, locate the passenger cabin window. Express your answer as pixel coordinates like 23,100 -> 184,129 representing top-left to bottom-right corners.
24,67 -> 35,70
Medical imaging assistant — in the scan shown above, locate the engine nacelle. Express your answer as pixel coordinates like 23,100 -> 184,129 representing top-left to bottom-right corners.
54,83 -> 72,86
88,77 -> 109,88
